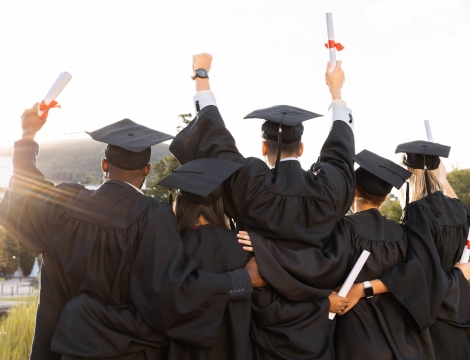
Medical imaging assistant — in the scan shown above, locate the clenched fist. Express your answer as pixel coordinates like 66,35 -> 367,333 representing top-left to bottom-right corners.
192,53 -> 212,74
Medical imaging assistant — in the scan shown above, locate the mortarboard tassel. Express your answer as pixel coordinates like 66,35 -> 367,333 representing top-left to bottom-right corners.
229,218 -> 236,231
422,146 -> 441,218
274,123 -> 282,175
400,181 -> 410,225
169,188 -> 173,205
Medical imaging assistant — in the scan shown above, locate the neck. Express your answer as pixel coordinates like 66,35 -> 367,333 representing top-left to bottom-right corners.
352,200 -> 378,213
107,174 -> 143,189
194,215 -> 210,226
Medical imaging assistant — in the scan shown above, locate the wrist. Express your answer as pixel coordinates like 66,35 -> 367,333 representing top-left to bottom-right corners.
195,78 -> 210,92
330,90 -> 342,100
22,131 -> 37,140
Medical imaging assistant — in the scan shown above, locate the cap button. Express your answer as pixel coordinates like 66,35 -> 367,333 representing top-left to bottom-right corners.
128,133 -> 134,136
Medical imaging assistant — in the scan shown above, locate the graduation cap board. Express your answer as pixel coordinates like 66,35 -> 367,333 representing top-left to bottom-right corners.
158,158 -> 244,204
244,105 -> 323,170
86,119 -> 174,171
395,140 -> 451,220
353,150 -> 412,197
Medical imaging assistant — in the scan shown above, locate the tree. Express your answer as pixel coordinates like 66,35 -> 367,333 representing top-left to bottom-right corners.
380,194 -> 403,223
144,113 -> 192,202
0,227 -> 21,275
447,168 -> 470,209
20,247 -> 37,276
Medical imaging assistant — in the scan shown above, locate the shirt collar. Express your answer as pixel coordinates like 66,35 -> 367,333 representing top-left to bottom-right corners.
280,157 -> 299,162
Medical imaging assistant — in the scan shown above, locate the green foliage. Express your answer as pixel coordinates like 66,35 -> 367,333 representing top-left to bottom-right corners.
143,113 -> 192,203
380,194 -> 402,223
0,228 -> 37,277
0,228 -> 20,276
0,295 -> 37,359
20,248 -> 36,277
144,156 -> 180,202
447,168 -> 470,209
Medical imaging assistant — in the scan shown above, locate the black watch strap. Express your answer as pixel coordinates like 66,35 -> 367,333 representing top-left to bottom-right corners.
364,281 -> 374,298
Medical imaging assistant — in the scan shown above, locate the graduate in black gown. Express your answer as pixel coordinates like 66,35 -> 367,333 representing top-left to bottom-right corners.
169,53 -> 355,359
0,105 -> 258,360
158,158 -> 253,360
378,141 -> 470,359
331,150 -> 437,360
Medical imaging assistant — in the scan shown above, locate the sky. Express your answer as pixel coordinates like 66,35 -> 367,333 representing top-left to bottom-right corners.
0,0 -> 469,170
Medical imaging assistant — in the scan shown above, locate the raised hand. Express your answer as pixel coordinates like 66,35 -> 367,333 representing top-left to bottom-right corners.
325,60 -> 345,100
192,53 -> 212,74
22,103 -> 46,140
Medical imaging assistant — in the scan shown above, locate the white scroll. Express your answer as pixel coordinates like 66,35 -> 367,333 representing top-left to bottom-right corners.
329,250 -> 370,320
38,72 -> 73,117
424,120 -> 434,142
326,13 -> 337,71
459,229 -> 470,264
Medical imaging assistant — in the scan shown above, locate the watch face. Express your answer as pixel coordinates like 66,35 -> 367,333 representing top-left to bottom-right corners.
196,69 -> 208,77
364,286 -> 374,298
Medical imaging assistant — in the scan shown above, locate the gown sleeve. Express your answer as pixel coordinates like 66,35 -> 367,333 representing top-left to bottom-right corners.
129,203 -> 238,349
0,139 -> 84,253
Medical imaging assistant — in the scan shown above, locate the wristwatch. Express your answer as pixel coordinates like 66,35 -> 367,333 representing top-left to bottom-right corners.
363,281 -> 374,299
192,68 -> 209,80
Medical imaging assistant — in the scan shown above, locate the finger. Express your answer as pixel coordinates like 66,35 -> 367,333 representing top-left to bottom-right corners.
343,297 -> 350,303
243,246 -> 254,252
238,239 -> 252,245
335,60 -> 342,70
238,231 -> 248,235
326,61 -> 332,74
237,234 -> 250,240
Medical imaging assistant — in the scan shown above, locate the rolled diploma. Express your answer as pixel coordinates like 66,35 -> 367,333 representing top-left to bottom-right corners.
329,250 -> 370,320
459,230 -> 470,264
38,72 -> 73,116
326,13 -> 336,71
424,120 -> 434,142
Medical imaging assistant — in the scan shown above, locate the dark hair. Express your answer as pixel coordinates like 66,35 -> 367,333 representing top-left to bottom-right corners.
264,138 -> 302,158
174,189 -> 228,236
356,185 -> 388,207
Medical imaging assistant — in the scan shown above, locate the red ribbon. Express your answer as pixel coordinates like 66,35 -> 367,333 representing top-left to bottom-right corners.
467,240 -> 470,249
39,100 -> 61,120
325,40 -> 344,51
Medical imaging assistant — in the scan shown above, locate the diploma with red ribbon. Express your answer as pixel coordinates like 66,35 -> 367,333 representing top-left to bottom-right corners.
459,230 -> 470,264
325,12 -> 344,71
38,72 -> 72,119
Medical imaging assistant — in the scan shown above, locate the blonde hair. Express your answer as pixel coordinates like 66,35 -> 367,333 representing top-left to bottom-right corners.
399,167 -> 445,206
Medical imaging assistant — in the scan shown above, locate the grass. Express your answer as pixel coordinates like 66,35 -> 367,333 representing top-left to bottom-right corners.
0,295 -> 37,360
0,278 -> 4,283
0,297 -> 32,302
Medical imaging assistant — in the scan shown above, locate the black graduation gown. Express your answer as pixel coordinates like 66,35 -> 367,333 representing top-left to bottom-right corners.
170,105 -> 355,359
170,105 -> 355,249
167,225 -> 252,360
333,209 -> 435,360
386,192 -> 470,359
0,139 -> 241,360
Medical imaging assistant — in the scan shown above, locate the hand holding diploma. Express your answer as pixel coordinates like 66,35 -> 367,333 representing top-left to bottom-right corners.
459,230 -> 470,264
38,72 -> 72,119
325,13 -> 344,71
329,250 -> 370,320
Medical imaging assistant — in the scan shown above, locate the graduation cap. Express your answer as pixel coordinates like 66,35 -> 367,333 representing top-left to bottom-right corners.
395,140 -> 451,220
353,150 -> 411,196
158,158 -> 244,205
244,105 -> 323,171
86,119 -> 174,171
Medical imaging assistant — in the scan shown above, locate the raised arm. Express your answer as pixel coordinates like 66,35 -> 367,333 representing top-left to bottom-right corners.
0,104 -> 63,253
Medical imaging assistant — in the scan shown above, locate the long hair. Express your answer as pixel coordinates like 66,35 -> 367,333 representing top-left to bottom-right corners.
399,167 -> 445,206
174,191 -> 228,236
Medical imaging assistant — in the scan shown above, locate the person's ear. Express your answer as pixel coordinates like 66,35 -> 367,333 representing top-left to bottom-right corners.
143,164 -> 152,177
261,142 -> 268,157
298,142 -> 304,157
101,159 -> 108,172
